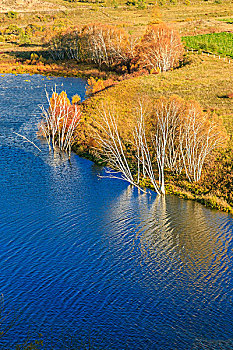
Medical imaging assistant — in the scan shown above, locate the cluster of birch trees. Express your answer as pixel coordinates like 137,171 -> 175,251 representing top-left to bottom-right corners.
138,25 -> 184,72
39,91 -> 81,159
38,90 -> 226,196
94,96 -> 226,195
47,23 -> 184,72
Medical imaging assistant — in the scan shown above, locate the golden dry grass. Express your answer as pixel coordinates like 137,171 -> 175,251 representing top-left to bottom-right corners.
0,0 -> 232,57
140,54 -> 233,114
0,0 -> 233,37
83,53 -> 233,135
0,0 -> 66,12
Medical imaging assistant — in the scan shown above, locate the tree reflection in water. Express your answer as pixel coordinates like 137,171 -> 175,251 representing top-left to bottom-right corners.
105,185 -> 233,347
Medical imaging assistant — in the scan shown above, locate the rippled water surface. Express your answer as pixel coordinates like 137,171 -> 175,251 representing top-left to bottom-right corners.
0,74 -> 233,349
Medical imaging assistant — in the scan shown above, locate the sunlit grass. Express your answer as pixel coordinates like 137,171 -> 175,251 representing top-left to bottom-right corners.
183,32 -> 233,57
222,114 -> 233,138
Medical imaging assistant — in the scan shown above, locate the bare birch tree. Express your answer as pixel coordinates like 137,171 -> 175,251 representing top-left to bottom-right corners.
133,101 -> 161,194
83,24 -> 135,69
92,97 -> 227,195
148,97 -> 227,185
94,107 -> 147,192
179,103 -> 227,182
149,97 -> 182,194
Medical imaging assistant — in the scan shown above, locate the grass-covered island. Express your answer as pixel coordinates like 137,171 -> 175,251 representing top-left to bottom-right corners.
1,0 -> 233,216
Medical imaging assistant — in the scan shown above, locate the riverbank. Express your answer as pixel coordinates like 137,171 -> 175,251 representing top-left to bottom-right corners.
2,72 -> 233,350
77,52 -> 233,214
0,51 -> 118,79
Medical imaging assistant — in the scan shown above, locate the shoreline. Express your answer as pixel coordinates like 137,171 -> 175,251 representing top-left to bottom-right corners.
0,47 -> 123,79
73,148 -> 233,216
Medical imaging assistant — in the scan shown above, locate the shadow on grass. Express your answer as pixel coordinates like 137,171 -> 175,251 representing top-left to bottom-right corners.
4,48 -> 50,61
217,94 -> 233,99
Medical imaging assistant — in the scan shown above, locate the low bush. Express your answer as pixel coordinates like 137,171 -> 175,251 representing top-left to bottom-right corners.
6,11 -> 18,19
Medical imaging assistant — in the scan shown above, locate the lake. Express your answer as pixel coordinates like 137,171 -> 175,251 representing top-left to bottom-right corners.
0,74 -> 233,349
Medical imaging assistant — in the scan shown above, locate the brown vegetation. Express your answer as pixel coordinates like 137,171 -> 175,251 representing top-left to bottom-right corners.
1,0 -> 232,212
47,23 -> 138,72
78,51 -> 233,211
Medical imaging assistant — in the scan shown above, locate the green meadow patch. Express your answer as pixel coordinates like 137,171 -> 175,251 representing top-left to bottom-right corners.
182,32 -> 233,57
219,17 -> 233,24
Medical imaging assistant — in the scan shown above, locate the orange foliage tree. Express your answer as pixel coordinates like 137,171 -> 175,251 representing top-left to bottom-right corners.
85,77 -> 115,95
82,24 -> 138,71
178,101 -> 227,182
93,96 -> 227,195
46,23 -> 184,73
137,24 -> 184,72
39,91 -> 82,157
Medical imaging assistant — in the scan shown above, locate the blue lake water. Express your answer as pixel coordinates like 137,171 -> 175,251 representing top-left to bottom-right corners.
0,74 -> 233,349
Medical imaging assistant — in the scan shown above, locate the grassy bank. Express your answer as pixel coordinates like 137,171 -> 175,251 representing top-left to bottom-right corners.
82,53 -> 233,131
79,53 -> 233,213
0,0 -> 233,54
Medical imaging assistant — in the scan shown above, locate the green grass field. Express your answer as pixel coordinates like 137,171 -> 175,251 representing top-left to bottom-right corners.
219,17 -> 233,24
183,32 -> 233,57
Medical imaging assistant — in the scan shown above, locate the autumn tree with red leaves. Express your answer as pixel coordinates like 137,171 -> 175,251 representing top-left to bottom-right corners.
39,91 -> 82,158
